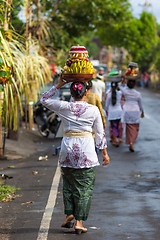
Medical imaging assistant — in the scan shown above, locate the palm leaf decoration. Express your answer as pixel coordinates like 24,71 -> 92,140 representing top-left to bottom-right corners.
0,31 -> 52,130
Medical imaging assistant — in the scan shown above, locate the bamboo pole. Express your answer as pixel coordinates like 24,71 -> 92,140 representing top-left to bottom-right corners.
0,91 -> 4,157
0,1 -> 7,156
37,0 -> 41,42
4,0 -> 9,31
25,94 -> 28,129
28,0 -> 34,130
28,100 -> 34,129
25,0 -> 29,129
25,0 -> 29,40
108,45 -> 112,72
28,0 -> 32,51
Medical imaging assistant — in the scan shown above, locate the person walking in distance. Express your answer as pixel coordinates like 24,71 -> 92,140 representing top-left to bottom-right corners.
119,63 -> 144,152
85,80 -> 106,129
40,74 -> 110,234
91,74 -> 105,102
105,82 -> 123,146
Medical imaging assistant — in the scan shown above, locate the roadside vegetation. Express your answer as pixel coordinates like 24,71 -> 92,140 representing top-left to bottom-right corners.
0,185 -> 20,202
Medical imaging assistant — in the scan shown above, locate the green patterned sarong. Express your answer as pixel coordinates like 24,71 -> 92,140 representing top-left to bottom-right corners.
61,167 -> 96,221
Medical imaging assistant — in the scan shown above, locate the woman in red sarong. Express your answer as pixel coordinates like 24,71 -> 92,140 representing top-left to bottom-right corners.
119,79 -> 144,152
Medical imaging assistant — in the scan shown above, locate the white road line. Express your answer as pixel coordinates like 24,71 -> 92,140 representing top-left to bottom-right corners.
37,163 -> 61,240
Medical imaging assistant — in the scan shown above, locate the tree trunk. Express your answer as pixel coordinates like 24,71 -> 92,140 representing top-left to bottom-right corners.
7,128 -> 18,140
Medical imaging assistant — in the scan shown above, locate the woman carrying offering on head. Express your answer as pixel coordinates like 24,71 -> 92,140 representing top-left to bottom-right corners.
105,82 -> 123,146
85,80 -> 106,129
119,62 -> 144,152
40,74 -> 110,234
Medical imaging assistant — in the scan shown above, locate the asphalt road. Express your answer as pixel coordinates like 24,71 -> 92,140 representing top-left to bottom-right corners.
0,87 -> 160,240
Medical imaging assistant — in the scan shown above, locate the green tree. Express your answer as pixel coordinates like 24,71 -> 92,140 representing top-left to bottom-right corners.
96,0 -> 132,47
14,0 -> 133,65
98,9 -> 158,72
150,40 -> 160,72
127,12 -> 157,72
46,0 -> 132,47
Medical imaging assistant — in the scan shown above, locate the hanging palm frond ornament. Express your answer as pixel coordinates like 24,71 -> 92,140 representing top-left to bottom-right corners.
0,61 -> 12,85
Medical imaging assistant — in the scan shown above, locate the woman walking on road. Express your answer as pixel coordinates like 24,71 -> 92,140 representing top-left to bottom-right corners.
40,74 -> 110,234
119,78 -> 144,152
85,80 -> 106,129
105,82 -> 123,146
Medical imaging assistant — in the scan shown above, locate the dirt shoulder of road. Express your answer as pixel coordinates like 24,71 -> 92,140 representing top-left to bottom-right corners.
4,126 -> 40,160
0,125 -> 61,240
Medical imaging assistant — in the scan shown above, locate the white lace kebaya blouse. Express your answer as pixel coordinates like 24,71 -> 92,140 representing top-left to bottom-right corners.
40,86 -> 107,169
105,90 -> 123,121
119,84 -> 144,124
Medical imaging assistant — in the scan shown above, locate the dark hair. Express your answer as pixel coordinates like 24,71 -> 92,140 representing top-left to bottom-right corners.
70,81 -> 87,99
111,82 -> 118,106
127,79 -> 136,89
86,81 -> 92,90
97,74 -> 103,80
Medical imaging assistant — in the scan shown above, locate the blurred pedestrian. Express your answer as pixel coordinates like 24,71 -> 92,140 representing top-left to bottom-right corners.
85,80 -> 106,129
144,72 -> 149,87
92,68 -> 98,82
140,73 -> 144,87
104,70 -> 120,100
119,78 -> 144,152
98,67 -> 104,76
91,74 -> 105,102
105,70 -> 124,143
40,74 -> 110,234
105,82 -> 123,146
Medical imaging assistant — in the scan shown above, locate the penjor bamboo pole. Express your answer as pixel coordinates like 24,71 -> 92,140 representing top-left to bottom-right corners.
0,91 -> 4,157
28,0 -> 34,130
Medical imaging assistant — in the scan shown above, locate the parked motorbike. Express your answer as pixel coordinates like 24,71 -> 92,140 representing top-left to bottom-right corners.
34,100 -> 61,137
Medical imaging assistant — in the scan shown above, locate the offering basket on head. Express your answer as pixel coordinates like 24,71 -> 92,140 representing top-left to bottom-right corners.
105,75 -> 122,83
125,62 -> 140,80
62,73 -> 93,82
104,70 -> 122,83
62,45 -> 94,82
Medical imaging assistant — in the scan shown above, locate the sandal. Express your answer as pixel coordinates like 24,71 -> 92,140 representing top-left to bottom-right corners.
129,143 -> 134,152
112,135 -> 119,147
112,141 -> 119,147
61,221 -> 74,228
61,214 -> 74,228
75,226 -> 87,234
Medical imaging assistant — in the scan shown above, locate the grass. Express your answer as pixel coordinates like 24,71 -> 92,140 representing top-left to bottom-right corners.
0,185 -> 20,202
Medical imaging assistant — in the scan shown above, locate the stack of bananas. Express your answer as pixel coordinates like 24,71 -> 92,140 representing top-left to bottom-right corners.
63,58 -> 94,74
62,45 -> 94,74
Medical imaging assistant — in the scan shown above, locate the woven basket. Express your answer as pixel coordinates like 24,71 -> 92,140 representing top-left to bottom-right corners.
62,73 -> 93,82
104,75 -> 122,82
125,75 -> 140,80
